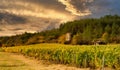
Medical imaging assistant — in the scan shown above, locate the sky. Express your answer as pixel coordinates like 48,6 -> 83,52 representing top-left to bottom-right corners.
0,0 -> 120,36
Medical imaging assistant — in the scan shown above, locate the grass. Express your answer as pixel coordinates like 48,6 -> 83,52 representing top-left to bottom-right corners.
0,52 -> 33,70
1,43 -> 120,69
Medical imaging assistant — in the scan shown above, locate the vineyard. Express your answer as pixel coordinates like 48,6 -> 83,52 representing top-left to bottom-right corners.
1,44 -> 120,69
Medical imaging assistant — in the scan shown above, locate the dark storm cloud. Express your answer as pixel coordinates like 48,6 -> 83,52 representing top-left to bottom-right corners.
0,12 -> 27,25
28,0 -> 65,10
0,0 -> 120,36
0,0 -> 94,18
0,29 -> 3,31
0,0 -> 120,17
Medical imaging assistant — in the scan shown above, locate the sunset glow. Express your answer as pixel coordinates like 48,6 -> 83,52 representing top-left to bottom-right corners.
0,0 -> 120,36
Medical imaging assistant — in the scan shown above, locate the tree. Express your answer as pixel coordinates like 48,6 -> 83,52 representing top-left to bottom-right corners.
101,32 -> 109,43
0,42 -> 2,47
58,34 -> 66,44
82,25 -> 92,44
105,25 -> 111,34
71,33 -> 83,45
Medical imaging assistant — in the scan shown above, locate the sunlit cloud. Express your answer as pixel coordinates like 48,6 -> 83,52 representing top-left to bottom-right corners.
0,0 -> 120,36
0,0 -> 75,22
58,0 -> 93,16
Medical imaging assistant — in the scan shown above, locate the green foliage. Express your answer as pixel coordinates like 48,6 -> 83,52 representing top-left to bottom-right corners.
58,34 -> 66,44
0,15 -> 120,46
71,33 -> 83,45
101,32 -> 109,43
59,15 -> 120,44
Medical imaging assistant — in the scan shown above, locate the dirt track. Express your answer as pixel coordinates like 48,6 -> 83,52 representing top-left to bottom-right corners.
0,52 -> 90,70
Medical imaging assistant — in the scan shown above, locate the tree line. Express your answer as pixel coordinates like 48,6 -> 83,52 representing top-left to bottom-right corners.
0,15 -> 120,47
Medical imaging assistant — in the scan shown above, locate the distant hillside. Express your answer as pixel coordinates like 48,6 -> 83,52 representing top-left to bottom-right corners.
0,15 -> 120,47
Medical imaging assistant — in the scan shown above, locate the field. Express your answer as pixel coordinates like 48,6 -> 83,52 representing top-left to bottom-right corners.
1,44 -> 120,69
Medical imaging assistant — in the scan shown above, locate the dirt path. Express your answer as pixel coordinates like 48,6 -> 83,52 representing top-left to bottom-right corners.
0,52 -> 90,70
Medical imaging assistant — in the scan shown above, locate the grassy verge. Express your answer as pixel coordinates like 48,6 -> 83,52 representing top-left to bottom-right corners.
2,44 -> 120,69
0,52 -> 33,70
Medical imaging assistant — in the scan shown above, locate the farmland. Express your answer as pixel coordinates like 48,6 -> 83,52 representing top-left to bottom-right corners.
1,44 -> 120,69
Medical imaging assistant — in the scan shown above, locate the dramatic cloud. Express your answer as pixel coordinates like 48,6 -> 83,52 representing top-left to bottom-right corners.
0,12 -> 27,24
0,0 -> 120,36
0,0 -> 74,22
58,0 -> 93,16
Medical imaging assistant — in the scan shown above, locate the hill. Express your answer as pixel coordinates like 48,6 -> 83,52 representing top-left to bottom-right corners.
0,15 -> 120,47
